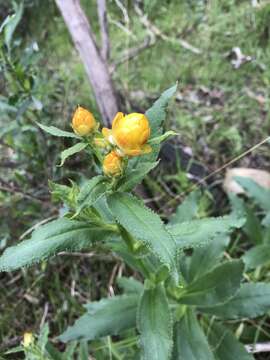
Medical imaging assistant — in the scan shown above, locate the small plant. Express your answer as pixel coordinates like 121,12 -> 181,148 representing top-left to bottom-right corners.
2,85 -> 270,359
5,323 -> 88,360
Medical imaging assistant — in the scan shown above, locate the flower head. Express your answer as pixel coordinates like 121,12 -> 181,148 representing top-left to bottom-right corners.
72,106 -> 97,136
23,332 -> 34,348
103,150 -> 123,177
102,112 -> 152,157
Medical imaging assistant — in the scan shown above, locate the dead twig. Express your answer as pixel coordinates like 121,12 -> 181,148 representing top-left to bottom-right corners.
107,262 -> 120,296
110,35 -> 156,73
108,15 -> 136,39
114,0 -> 130,24
19,216 -> 57,241
0,182 -> 46,203
245,342 -> 270,353
40,302 -> 49,330
134,3 -> 202,55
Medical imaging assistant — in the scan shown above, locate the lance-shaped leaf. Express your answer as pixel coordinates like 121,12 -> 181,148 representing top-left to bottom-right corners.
58,142 -> 88,166
0,218 -> 111,271
137,284 -> 173,360
117,276 -> 144,294
3,2 -> 24,50
148,130 -> 178,145
235,176 -> 270,212
179,260 -> 244,307
146,84 -> 177,137
169,191 -> 200,225
118,161 -> 159,192
172,308 -> 214,360
131,84 -> 177,166
107,193 -> 177,274
37,122 -> 80,139
167,215 -> 244,250
200,283 -> 270,319
242,244 -> 270,270
207,322 -> 254,360
74,176 -> 107,216
184,235 -> 230,283
59,294 -> 138,342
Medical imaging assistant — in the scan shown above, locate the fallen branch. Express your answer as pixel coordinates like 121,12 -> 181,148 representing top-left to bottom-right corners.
108,14 -> 136,39
134,3 -> 202,55
0,182 -> 46,203
110,35 -> 156,73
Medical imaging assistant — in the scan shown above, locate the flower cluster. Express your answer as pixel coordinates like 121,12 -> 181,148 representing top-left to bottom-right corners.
71,106 -> 152,177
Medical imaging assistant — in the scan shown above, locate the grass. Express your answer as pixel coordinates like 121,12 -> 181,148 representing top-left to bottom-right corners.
1,0 -> 270,358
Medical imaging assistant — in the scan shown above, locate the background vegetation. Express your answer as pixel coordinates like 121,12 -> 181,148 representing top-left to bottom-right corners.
1,0 -> 270,358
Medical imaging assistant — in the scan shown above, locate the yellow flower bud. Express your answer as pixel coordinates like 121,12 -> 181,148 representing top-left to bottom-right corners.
103,150 -> 123,177
102,112 -> 152,157
23,332 -> 34,348
72,106 -> 97,136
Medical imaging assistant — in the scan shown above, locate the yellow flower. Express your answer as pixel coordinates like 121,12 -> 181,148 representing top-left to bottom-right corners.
72,106 -> 97,136
102,112 -> 152,157
103,150 -> 123,177
23,332 -> 34,348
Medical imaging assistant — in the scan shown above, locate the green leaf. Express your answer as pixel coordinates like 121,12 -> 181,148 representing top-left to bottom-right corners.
229,194 -> 262,244
3,2 -> 24,50
75,176 -> 107,216
64,342 -> 78,359
107,193 -> 177,275
118,161 -> 159,192
242,244 -> 270,269
0,218 -> 111,271
179,260 -> 244,307
49,180 -> 78,209
172,308 -> 214,360
78,342 -> 89,360
93,196 -> 114,222
207,322 -> 254,360
46,342 -> 64,360
262,212 -> 270,227
137,284 -> 173,360
169,191 -> 200,225
184,235 -> 230,283
59,142 -> 88,166
201,282 -> 270,319
234,176 -> 270,212
243,206 -> 263,244
38,323 -> 50,352
167,215 -> 244,250
148,130 -> 178,145
117,277 -> 144,294
146,84 -> 177,137
59,295 -> 138,342
0,100 -> 17,113
37,122 -> 80,139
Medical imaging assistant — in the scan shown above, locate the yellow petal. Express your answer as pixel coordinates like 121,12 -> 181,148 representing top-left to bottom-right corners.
112,112 -> 124,128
